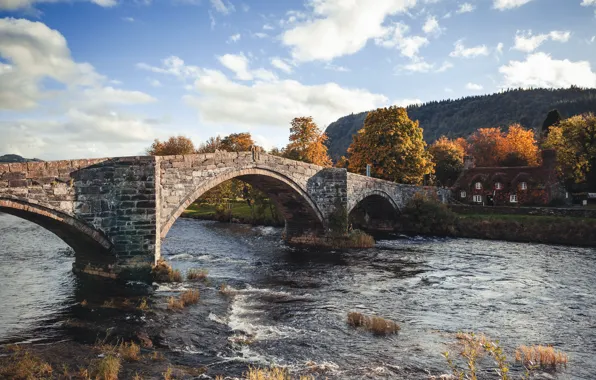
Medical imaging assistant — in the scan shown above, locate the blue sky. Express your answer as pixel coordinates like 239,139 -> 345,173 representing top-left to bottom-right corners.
1,0 -> 595,160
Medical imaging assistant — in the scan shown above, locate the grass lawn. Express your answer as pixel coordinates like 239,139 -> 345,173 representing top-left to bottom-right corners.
183,201 -> 282,225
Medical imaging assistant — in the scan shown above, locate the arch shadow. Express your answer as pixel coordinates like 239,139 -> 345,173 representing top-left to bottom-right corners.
0,197 -> 114,262
160,168 -> 326,239
348,190 -> 400,232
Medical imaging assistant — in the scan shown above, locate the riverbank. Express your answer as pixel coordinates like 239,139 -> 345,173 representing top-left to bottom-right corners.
182,201 -> 283,227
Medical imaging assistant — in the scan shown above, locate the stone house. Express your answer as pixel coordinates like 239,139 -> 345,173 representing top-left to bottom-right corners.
451,149 -> 565,206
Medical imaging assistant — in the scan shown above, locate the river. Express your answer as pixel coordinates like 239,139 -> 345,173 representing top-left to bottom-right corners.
0,212 -> 594,379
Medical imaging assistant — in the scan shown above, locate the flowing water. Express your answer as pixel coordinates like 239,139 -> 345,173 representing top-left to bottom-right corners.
1,212 -> 595,379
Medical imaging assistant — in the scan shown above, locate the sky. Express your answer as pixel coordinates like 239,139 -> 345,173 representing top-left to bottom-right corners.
0,0 -> 595,160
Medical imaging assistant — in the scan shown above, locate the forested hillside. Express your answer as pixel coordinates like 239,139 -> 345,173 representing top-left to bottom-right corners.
325,87 -> 596,160
0,154 -> 42,163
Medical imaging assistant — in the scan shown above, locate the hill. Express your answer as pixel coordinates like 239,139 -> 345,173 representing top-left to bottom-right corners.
324,87 -> 596,160
0,154 -> 42,163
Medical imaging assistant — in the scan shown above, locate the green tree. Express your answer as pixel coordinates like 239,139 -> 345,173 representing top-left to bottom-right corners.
542,109 -> 562,137
347,106 -> 434,184
544,113 -> 596,188
429,136 -> 464,186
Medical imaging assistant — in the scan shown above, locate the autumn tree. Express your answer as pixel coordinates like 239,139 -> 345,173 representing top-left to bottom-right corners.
467,128 -> 507,167
220,132 -> 255,152
429,136 -> 465,186
196,136 -> 222,153
283,117 -> 332,167
147,136 -> 196,156
503,124 -> 540,166
347,106 -> 434,184
544,113 -> 596,187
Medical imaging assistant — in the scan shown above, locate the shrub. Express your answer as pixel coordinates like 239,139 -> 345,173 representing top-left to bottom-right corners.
187,268 -> 208,281
180,289 -> 200,306
515,345 -> 568,368
347,230 -> 375,248
152,260 -> 182,283
347,312 -> 366,327
400,193 -> 457,235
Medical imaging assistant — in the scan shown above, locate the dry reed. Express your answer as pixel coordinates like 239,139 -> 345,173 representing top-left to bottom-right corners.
346,311 -> 400,335
515,345 -> 568,367
187,268 -> 209,281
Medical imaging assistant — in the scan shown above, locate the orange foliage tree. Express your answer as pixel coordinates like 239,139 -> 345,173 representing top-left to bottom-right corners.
347,106 -> 434,184
147,136 -> 196,156
220,132 -> 255,152
283,117 -> 332,167
467,125 -> 539,167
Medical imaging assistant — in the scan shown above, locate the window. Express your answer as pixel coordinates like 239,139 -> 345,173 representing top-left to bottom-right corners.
510,194 -> 518,203
460,190 -> 466,198
475,182 -> 482,190
473,195 -> 482,203
495,182 -> 503,190
520,182 -> 527,190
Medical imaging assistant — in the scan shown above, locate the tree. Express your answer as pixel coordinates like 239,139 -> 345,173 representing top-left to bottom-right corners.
429,136 -> 465,186
147,136 -> 196,156
220,132 -> 255,152
503,124 -> 539,166
542,109 -> 562,137
347,106 -> 434,184
467,128 -> 506,167
283,117 -> 332,167
196,136 -> 222,153
544,113 -> 596,187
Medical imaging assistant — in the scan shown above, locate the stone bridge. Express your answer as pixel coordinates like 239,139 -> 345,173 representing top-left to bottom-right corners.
0,151 -> 449,280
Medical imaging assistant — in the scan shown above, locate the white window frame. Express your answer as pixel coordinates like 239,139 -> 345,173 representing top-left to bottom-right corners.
520,182 -> 527,190
460,190 -> 466,198
510,194 -> 518,203
475,182 -> 482,190
495,182 -> 503,190
473,195 -> 482,203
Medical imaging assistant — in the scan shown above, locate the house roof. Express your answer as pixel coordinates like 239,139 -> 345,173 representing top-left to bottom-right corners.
452,164 -> 555,190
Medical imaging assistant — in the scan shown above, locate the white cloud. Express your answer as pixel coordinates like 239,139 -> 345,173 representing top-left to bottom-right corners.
449,39 -> 489,58
270,57 -> 293,73
122,17 -> 135,22
0,0 -> 118,10
137,56 -> 388,130
496,42 -> 504,55
253,32 -> 268,38
456,3 -> 475,13
218,53 -> 253,80
227,33 -> 241,43
581,0 -> 596,5
397,59 -> 452,73
393,98 -> 422,106
499,52 -> 596,88
148,79 -> 162,87
422,15 -> 442,35
590,36 -> 596,44
513,30 -> 571,52
493,0 -> 534,10
263,24 -> 274,30
376,22 -> 429,59
325,63 -> 350,72
91,0 -> 117,6
282,0 -> 418,62
210,0 -> 234,14
466,82 -> 483,90
0,18 -> 159,159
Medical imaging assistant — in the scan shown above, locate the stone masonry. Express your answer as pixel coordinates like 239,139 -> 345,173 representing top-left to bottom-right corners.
1,151 -> 449,280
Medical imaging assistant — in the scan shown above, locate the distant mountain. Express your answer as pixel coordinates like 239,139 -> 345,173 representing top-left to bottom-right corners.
325,87 -> 596,161
0,154 -> 43,163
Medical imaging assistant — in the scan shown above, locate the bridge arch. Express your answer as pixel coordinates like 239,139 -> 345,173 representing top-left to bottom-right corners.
160,167 -> 326,239
348,190 -> 400,232
0,197 -> 113,256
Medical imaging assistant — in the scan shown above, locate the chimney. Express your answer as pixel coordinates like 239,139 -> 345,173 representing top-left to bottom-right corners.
541,149 -> 556,169
463,155 -> 475,170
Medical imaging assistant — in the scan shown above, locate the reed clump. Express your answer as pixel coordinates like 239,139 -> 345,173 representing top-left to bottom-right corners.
167,296 -> 185,310
244,366 -> 314,380
152,259 -> 182,283
90,354 -> 121,380
219,283 -> 235,296
0,346 -> 53,379
119,342 -> 141,361
180,289 -> 200,305
515,345 -> 568,368
346,311 -> 400,336
187,268 -> 209,281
